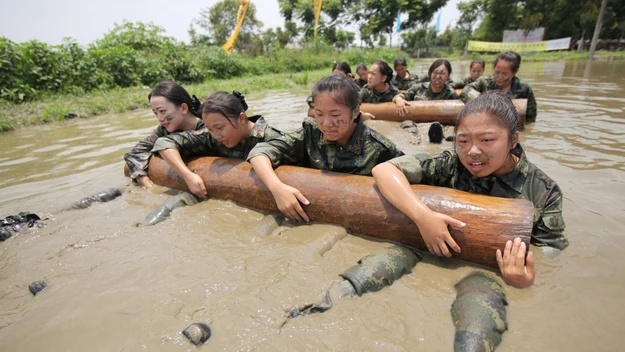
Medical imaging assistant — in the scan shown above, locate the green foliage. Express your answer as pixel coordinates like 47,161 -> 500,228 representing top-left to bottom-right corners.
0,22 -> 201,104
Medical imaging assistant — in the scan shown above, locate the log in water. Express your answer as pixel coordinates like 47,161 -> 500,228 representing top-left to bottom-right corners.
125,157 -> 533,269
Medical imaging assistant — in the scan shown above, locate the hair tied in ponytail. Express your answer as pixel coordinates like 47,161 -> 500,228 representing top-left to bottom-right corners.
190,95 -> 202,115
232,91 -> 249,111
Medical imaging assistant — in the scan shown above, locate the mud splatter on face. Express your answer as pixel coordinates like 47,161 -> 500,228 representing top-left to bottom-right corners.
165,113 -> 176,121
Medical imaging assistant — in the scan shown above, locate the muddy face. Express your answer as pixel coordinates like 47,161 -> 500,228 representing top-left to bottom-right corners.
150,96 -> 186,133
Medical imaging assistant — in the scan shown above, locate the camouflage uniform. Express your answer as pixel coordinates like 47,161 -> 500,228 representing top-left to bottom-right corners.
399,82 -> 459,101
151,116 -> 283,160
460,76 -> 538,123
391,72 -> 419,90
452,76 -> 476,89
387,144 -> 568,250
359,84 -> 401,103
354,78 -> 367,89
247,116 -> 404,176
124,120 -> 205,180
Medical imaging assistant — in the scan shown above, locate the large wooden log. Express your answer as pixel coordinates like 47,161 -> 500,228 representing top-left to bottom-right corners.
307,99 -> 527,127
125,157 -> 533,269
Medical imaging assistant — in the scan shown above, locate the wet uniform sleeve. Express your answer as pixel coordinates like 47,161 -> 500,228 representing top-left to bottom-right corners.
460,78 -> 487,103
532,185 -> 568,250
447,86 -> 459,100
124,127 -> 166,180
247,128 -> 307,168
400,85 -> 417,101
359,87 -> 368,102
387,151 -> 456,186
151,129 -> 216,158
525,86 -> 538,123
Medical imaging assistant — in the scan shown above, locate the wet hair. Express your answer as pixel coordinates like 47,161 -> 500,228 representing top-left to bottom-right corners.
311,75 -> 361,113
201,91 -> 249,126
356,63 -> 367,72
332,61 -> 352,75
372,60 -> 393,84
470,59 -> 486,70
394,57 -> 408,69
455,91 -> 519,143
494,51 -> 521,73
149,81 -> 201,117
428,59 -> 452,78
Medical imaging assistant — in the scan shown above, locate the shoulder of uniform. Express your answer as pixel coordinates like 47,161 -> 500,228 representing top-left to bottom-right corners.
367,126 -> 399,152
303,116 -> 319,128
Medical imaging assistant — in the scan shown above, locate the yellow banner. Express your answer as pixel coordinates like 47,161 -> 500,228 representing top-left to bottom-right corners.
313,0 -> 323,39
468,40 -> 548,52
222,0 -> 249,54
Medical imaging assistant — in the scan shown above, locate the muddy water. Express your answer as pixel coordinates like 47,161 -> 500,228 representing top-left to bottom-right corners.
0,59 -> 624,351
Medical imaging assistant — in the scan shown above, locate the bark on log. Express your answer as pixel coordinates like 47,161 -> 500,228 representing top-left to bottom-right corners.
125,157 -> 533,269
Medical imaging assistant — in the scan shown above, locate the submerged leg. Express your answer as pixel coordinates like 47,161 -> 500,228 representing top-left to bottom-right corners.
255,214 -> 285,236
288,245 -> 419,318
451,272 -> 508,352
71,188 -> 123,209
141,192 -> 201,226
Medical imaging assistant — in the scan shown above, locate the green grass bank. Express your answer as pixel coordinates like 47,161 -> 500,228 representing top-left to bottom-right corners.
1,50 -> 623,133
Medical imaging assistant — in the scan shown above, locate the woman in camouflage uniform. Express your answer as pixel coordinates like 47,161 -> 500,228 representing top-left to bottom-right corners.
460,51 -> 538,122
354,63 -> 368,88
248,75 -> 404,222
372,91 -> 568,288
151,91 -> 284,198
391,57 -> 419,90
453,58 -> 485,89
397,59 -> 459,102
124,81 -> 204,189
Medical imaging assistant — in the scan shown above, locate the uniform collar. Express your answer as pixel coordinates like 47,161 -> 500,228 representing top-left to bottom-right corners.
492,144 -> 528,194
248,115 -> 266,139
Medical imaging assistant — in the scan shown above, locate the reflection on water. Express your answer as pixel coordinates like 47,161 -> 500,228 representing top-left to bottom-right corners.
0,59 -> 624,351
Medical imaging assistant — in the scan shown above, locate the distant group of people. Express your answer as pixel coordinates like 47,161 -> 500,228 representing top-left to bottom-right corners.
124,50 -> 566,289
327,51 -> 537,123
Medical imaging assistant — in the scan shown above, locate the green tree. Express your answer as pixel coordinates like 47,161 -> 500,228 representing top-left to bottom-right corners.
192,0 -> 263,51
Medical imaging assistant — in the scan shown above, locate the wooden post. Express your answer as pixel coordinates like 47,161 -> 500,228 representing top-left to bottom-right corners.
589,0 -> 609,60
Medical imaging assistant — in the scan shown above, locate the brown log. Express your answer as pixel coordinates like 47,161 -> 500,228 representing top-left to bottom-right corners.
307,99 -> 527,127
125,157 -> 533,269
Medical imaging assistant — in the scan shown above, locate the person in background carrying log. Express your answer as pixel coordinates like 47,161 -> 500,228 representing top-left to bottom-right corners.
354,63 -> 368,88
461,51 -> 538,123
395,59 -> 459,104
453,58 -> 485,89
151,91 -> 284,199
248,74 -> 404,222
391,57 -> 419,90
124,81 -> 205,189
372,91 -> 568,288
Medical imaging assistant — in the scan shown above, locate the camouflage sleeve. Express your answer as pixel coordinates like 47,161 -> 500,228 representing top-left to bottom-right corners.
151,129 -> 216,158
532,185 -> 568,250
246,128 -> 307,168
124,127 -> 167,180
460,78 -> 486,103
452,78 -> 467,89
388,151 -> 457,186
400,85 -> 417,101
359,86 -> 369,102
387,155 -> 424,184
525,86 -> 538,123
447,85 -> 459,100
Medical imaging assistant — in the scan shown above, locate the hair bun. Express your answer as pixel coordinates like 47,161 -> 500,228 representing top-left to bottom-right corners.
232,90 -> 249,111
190,95 -> 202,116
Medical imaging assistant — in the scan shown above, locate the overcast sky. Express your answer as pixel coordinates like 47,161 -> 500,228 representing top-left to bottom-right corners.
0,0 -> 461,45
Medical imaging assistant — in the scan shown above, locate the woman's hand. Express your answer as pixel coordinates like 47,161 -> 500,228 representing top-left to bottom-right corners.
393,96 -> 411,117
415,210 -> 465,257
361,112 -> 376,121
496,237 -> 536,288
183,173 -> 207,199
137,176 -> 154,189
269,182 -> 310,222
